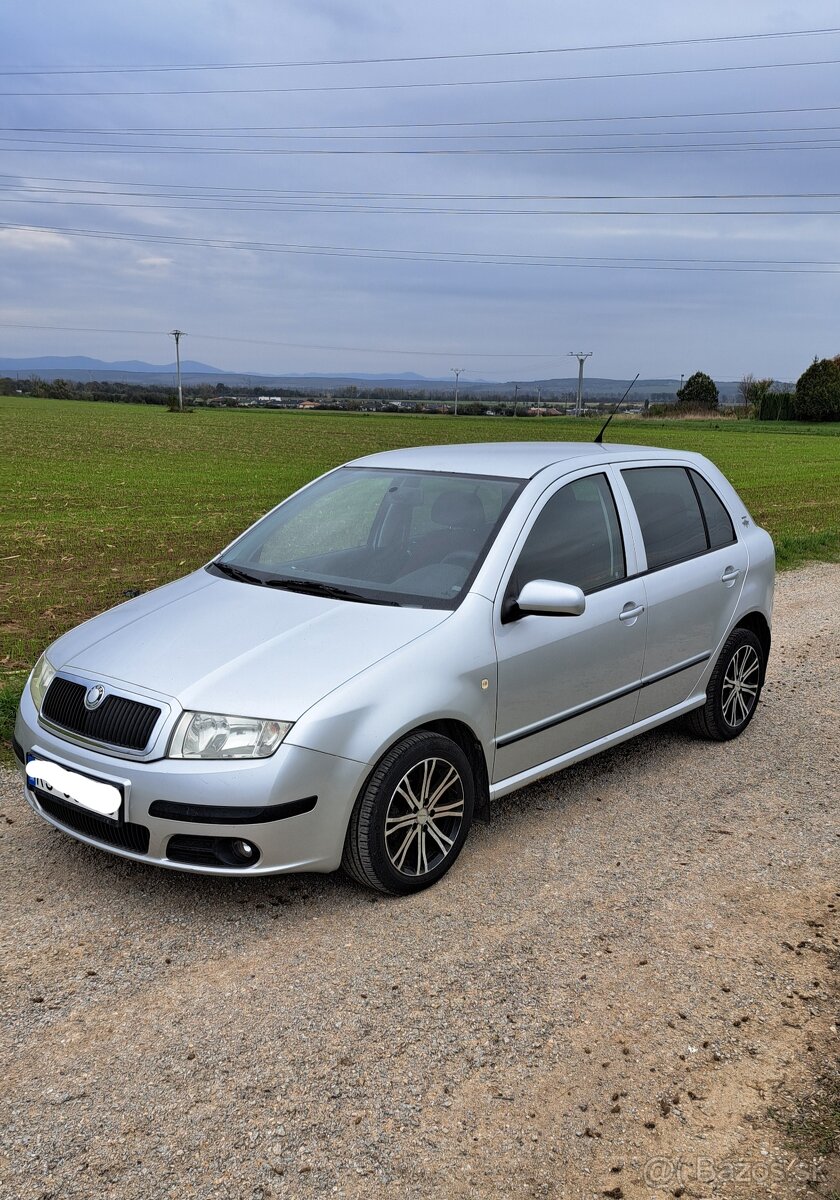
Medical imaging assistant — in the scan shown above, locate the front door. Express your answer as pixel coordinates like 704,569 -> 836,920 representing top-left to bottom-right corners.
493,470 -> 647,784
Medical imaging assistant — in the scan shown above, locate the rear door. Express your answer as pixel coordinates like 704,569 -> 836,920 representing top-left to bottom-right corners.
617,463 -> 749,721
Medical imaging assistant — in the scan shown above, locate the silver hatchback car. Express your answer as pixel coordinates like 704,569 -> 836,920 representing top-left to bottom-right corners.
15,441 -> 774,893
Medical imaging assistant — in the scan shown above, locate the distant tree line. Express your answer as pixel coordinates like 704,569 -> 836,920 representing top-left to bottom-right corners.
746,355 -> 840,422
5,357 -> 839,420
663,358 -> 840,421
0,376 -> 581,411
0,377 -> 326,405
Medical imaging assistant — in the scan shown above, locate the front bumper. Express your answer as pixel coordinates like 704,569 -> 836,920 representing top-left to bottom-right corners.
14,687 -> 369,876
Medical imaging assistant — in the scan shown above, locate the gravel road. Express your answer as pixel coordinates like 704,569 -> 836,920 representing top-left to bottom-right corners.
1,562 -> 837,1200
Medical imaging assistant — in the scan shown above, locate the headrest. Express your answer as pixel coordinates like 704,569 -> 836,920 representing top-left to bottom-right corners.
431,491 -> 485,529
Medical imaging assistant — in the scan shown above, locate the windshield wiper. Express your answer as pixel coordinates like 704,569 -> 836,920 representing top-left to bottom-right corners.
264,577 -> 399,606
210,561 -> 266,586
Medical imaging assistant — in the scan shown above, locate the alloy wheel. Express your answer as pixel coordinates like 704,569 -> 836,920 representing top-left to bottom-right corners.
384,757 -> 465,877
721,643 -> 761,728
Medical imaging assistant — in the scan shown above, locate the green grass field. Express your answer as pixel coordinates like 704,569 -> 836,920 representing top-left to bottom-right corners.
2,395 -> 838,749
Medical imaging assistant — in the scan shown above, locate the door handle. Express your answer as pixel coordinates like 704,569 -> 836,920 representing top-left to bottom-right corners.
618,603 -> 645,622
721,567 -> 740,584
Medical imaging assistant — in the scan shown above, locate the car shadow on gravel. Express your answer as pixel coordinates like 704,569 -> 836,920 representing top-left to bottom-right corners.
486,720 -> 694,826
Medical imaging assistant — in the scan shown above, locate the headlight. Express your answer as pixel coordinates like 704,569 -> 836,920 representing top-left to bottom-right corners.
29,652 -> 56,711
168,711 -> 293,760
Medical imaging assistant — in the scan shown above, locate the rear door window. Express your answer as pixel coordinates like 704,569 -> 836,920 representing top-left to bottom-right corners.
622,467 -> 707,570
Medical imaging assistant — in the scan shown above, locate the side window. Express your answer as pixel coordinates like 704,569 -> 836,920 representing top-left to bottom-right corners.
511,473 -> 626,594
622,467 -> 707,570
689,470 -> 736,549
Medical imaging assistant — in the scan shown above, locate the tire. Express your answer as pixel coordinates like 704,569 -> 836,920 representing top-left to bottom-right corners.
342,731 -> 475,895
685,627 -> 765,742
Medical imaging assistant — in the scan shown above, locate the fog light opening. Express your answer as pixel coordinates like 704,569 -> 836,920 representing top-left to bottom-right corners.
166,835 -> 262,869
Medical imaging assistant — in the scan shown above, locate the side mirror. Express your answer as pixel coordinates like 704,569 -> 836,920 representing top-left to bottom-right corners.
514,579 -> 586,618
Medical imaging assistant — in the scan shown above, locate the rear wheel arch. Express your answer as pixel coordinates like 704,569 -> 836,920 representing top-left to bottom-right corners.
687,625 -> 765,741
733,611 -> 771,683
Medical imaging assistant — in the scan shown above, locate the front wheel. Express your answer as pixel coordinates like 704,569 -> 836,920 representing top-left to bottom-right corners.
342,731 -> 475,894
686,627 -> 765,741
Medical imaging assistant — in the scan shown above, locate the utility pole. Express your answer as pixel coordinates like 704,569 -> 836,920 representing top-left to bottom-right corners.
536,387 -> 542,417
170,329 -> 186,412
451,367 -> 463,416
568,351 -> 593,418
512,382 -> 519,417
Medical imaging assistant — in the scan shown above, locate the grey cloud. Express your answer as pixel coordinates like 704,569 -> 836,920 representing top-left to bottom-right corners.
1,0 -> 839,379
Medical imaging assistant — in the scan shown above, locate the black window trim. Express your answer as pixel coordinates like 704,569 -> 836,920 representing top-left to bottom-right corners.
497,461 -> 742,612
687,469 -> 712,548
686,467 -> 737,552
619,464 -> 740,577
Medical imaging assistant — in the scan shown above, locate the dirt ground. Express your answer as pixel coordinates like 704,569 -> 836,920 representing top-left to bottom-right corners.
0,562 -> 837,1200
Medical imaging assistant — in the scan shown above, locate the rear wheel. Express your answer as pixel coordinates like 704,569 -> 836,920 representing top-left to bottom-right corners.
686,627 -> 765,741
342,731 -> 474,894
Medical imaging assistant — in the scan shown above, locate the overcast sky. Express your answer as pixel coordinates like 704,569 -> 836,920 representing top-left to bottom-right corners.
1,0 -> 839,381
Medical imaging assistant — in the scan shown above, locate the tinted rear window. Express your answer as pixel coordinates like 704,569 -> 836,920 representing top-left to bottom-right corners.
689,470 -> 736,549
622,467 -> 707,570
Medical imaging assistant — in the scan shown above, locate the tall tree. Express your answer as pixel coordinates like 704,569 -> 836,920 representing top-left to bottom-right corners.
676,371 -> 719,410
738,374 -> 774,410
794,357 -> 840,421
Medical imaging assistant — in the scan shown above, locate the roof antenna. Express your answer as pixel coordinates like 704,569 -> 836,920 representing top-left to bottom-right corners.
594,373 -> 640,444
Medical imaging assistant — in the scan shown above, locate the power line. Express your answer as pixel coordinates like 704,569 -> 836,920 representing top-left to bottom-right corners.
3,195 -> 840,217
3,56 -> 840,98
4,221 -> 840,272
8,103 -> 840,134
2,26 -> 837,74
5,102 -> 840,132
3,136 -> 840,155
5,122 -> 840,142
0,319 -> 607,359
3,172 -> 840,201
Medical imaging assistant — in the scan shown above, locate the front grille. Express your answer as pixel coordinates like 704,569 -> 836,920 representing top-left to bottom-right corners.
36,790 -> 150,854
42,677 -> 161,752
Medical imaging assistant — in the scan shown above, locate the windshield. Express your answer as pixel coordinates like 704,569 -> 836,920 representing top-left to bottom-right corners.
210,466 -> 523,608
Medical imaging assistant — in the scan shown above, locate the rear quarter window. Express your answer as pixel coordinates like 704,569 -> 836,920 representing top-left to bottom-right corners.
689,470 -> 736,549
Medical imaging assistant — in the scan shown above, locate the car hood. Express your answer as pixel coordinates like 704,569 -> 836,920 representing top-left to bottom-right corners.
50,570 -> 450,720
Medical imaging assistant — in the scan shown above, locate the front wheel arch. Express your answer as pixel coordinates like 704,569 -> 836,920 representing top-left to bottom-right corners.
342,729 -> 476,894
415,719 -> 490,823
352,717 -> 490,826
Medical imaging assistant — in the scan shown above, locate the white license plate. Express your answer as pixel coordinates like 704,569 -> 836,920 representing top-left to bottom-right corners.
26,756 -> 123,822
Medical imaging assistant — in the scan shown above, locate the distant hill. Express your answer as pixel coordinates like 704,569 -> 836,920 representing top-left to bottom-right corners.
0,358 -> 473,386
0,356 -> 786,400
281,371 -> 440,382
0,355 -> 222,375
